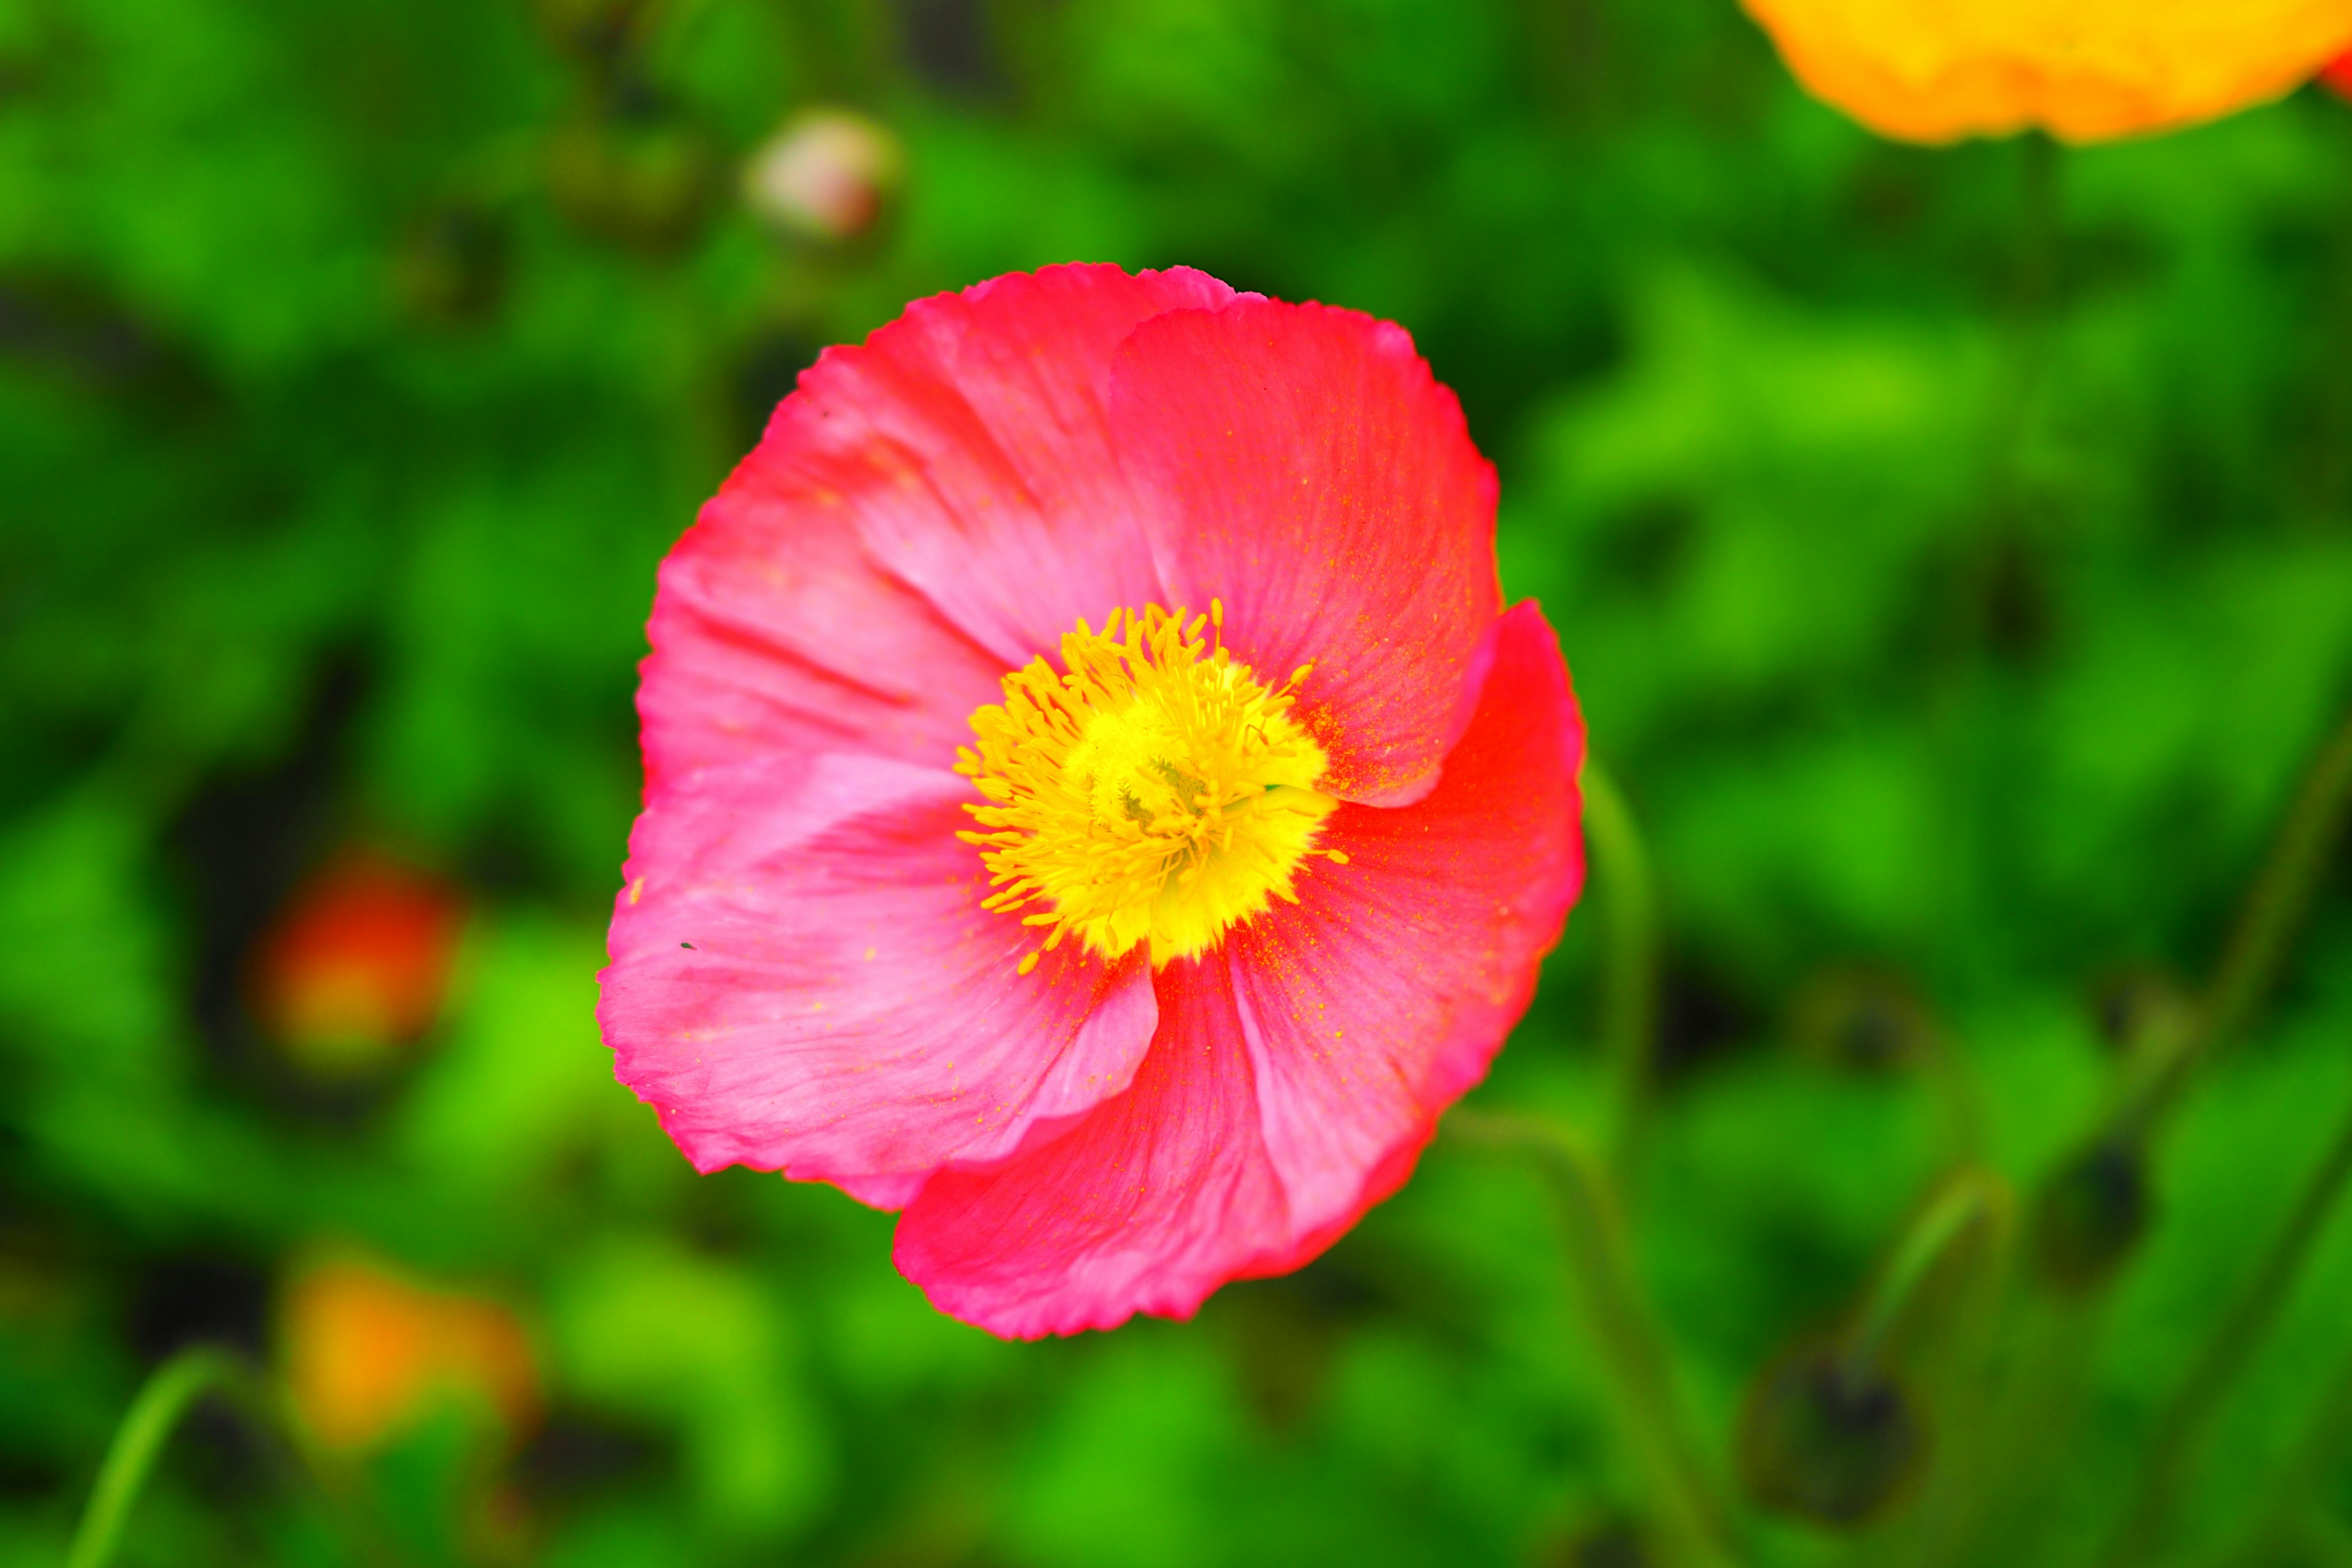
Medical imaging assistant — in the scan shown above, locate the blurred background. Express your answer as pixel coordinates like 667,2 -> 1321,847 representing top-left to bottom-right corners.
5,1 -> 2352,1564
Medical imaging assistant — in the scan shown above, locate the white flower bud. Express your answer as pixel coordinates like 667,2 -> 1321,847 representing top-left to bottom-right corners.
741,109 -> 904,241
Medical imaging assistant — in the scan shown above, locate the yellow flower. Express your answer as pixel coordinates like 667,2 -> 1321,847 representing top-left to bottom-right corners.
1740,0 -> 2352,143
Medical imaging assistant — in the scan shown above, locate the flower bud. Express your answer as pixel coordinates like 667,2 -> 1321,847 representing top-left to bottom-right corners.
1738,1343 -> 1928,1526
1789,967 -> 1934,1073
741,109 -> 904,243
2029,1138 -> 2151,1294
247,848 -> 466,1079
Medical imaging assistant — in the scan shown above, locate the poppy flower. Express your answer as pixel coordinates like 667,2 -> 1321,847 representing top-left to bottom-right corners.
2323,50 -> 2352,99
599,264 -> 1586,1338
1738,0 -> 2352,143
249,848 -> 467,1077
282,1254 -> 538,1452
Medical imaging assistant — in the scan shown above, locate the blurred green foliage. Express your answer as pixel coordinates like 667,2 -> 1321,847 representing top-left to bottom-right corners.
4,0 -> 2352,1565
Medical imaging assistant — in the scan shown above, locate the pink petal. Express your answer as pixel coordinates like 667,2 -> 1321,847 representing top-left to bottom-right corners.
599,750 -> 1159,1200
641,262 -> 1238,783
1110,298 -> 1505,806
891,956 -> 1299,1339
642,482 -> 1006,781
824,265 -> 1239,665
892,603 -> 1583,1337
1229,600 -> 1585,1233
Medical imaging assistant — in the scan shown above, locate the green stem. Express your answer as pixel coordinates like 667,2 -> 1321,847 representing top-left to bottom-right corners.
1447,1107 -> 1735,1568
66,1348 -> 257,1568
1581,760 -> 1660,1168
2132,706 -> 2352,1132
2015,133 -> 2063,318
2095,1079 -> 2352,1568
64,1345 -> 376,1568
1804,1174 -> 2007,1567
2192,705 -> 2352,1063
1842,1169 -> 2003,1379
1969,706 -> 2352,1567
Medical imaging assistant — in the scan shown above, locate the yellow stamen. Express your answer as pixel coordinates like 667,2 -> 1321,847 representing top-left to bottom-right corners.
956,603 -> 1340,970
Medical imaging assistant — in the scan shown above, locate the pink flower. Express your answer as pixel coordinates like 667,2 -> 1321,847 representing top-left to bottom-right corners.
599,264 -> 1586,1338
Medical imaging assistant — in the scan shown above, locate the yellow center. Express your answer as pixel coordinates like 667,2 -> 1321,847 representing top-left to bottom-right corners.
956,603 -> 1343,971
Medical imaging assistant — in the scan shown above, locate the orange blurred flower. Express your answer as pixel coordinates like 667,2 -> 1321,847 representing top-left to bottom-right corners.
2322,48 -> 2352,98
282,1254 -> 538,1453
248,848 -> 466,1076
1739,0 -> 2352,143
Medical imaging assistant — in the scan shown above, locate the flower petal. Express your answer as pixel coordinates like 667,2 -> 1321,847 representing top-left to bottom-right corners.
1228,600 -> 1586,1232
1111,298 -> 1504,805
1740,0 -> 2352,144
641,263 -> 1238,783
891,957 -> 1303,1338
775,263 -> 1241,666
599,750 -> 1159,1199
892,603 -> 1583,1337
642,482 -> 1006,782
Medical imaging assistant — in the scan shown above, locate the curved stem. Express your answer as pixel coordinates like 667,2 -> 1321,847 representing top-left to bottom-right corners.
1842,1169 -> 2003,1380
2096,1079 -> 2352,1568
66,1348 -> 258,1568
1447,1107 -> 1735,1568
64,1345 -> 377,1568
1581,760 -> 1660,1168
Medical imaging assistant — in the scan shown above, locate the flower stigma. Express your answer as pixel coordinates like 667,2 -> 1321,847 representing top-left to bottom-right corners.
957,602 -> 1345,972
